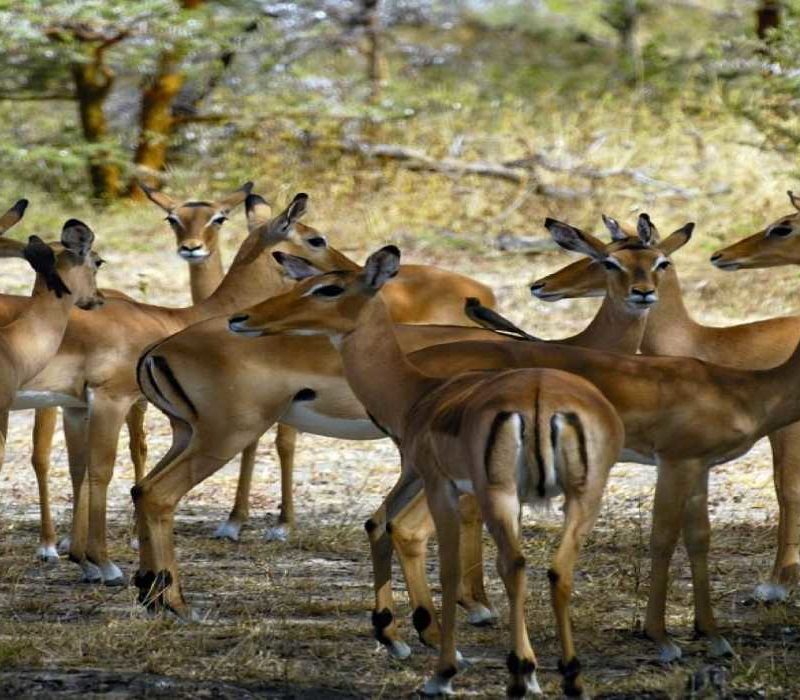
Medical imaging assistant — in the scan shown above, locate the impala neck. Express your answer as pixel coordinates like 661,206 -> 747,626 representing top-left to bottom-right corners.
188,249 -> 224,303
755,336 -> 800,436
178,231 -> 290,324
8,284 -> 74,383
640,268 -> 702,356
339,295 -> 439,439
568,293 -> 648,353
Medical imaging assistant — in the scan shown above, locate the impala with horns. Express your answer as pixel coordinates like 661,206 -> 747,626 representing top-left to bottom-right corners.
533,210 -> 800,602
129,211 -> 686,660
228,246 -> 625,698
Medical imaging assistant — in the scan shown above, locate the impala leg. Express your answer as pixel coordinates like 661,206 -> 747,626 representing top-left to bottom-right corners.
134,448 -> 230,616
390,490 -> 440,648
365,470 -> 424,659
126,400 -> 148,551
214,440 -> 258,542
269,423 -> 298,541
127,399 -> 148,483
32,408 -> 59,562
763,425 -> 800,601
84,396 -> 130,586
420,477 -> 462,697
645,459 -> 705,663
0,408 -> 8,469
549,497 -> 603,699
682,468 -> 732,658
457,493 -> 495,626
63,407 -> 100,582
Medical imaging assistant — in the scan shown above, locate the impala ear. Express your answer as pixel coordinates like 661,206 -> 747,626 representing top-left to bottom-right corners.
601,214 -> 627,241
789,190 -> 800,212
362,245 -> 400,291
0,199 -> 28,235
285,192 -> 309,224
545,218 -> 608,261
659,222 -> 694,256
245,193 -> 273,232
637,213 -> 659,245
272,251 -> 323,280
218,181 -> 254,212
61,219 -> 95,259
24,235 -> 71,298
138,182 -> 177,212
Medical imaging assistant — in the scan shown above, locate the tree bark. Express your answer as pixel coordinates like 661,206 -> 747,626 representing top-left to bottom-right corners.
129,51 -> 185,196
756,1 -> 781,39
71,60 -> 120,200
362,0 -> 386,101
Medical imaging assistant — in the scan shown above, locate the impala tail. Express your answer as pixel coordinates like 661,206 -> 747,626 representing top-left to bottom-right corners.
137,350 -> 197,424
486,403 -> 590,509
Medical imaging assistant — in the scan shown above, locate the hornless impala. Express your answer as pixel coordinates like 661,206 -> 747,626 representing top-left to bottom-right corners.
0,221 -> 105,462
534,205 -> 800,602
130,212 -> 685,658
228,246 -> 625,698
139,180 -> 301,542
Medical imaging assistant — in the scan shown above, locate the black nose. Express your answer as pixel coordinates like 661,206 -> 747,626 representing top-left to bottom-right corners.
181,244 -> 203,252
632,287 -> 654,298
229,314 -> 249,325
709,252 -> 722,262
530,282 -> 544,293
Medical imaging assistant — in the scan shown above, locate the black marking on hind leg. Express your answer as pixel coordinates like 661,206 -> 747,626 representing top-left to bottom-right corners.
559,657 -> 583,697
364,518 -> 377,534
152,356 -> 198,418
371,607 -> 394,645
130,483 -> 144,502
547,568 -> 560,584
562,412 -> 589,486
533,389 -> 546,497
144,359 -> 171,413
507,651 -> 537,675
412,606 -> 432,634
484,411 -> 513,471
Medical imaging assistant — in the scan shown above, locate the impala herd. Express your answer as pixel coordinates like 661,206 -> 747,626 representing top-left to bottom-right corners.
1,186 -> 800,697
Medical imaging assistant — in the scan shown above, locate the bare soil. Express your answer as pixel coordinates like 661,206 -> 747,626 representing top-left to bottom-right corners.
1,245 -> 799,698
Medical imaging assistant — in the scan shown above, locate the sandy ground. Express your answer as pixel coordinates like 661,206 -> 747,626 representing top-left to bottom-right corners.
1,234 -> 799,698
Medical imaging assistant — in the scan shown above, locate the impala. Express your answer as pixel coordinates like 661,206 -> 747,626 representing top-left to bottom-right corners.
228,246 -> 624,698
129,212 -> 686,664
534,207 -> 800,602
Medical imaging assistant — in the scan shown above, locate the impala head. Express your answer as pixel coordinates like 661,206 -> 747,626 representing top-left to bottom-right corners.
241,191 -> 359,270
710,191 -> 800,270
139,181 -> 253,264
531,214 -> 693,306
24,219 -> 105,310
228,245 -> 400,338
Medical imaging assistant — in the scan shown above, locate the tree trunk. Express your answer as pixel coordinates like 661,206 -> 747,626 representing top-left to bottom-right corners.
362,0 -> 386,102
71,61 -> 120,200
756,1 -> 781,39
129,51 -> 185,196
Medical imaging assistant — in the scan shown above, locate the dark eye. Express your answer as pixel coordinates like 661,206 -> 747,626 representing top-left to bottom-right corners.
602,260 -> 621,271
211,215 -> 228,226
166,216 -> 181,230
312,284 -> 344,297
769,226 -> 793,237
307,236 -> 326,248
656,259 -> 671,271
96,258 -> 105,268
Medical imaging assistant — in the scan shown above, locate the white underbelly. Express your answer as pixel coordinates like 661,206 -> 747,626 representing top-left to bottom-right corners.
282,404 -> 385,440
620,448 -> 657,466
12,391 -> 86,410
